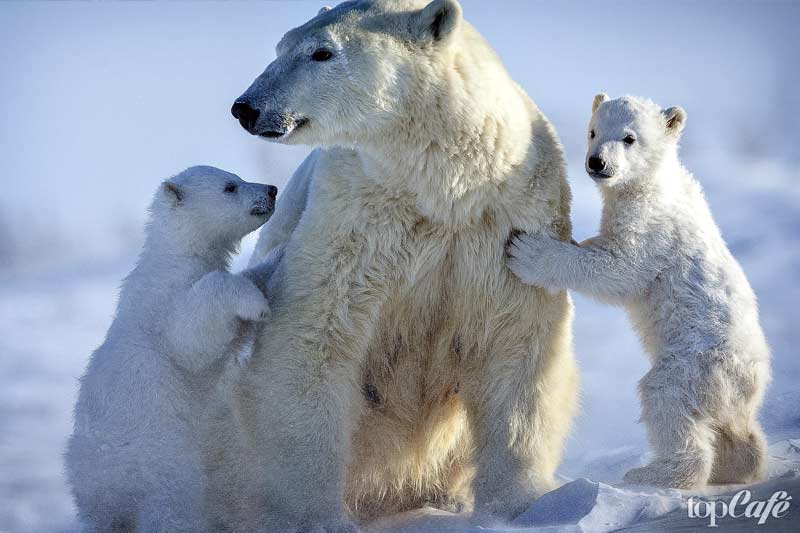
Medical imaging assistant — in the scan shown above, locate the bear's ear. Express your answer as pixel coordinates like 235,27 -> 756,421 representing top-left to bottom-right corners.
663,106 -> 687,137
592,93 -> 609,114
162,181 -> 184,206
317,5 -> 331,16
411,0 -> 462,44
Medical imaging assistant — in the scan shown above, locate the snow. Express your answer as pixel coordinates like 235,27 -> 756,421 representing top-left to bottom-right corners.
370,461 -> 800,531
0,1 -> 798,532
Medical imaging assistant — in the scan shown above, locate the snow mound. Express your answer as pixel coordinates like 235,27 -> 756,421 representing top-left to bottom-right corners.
366,480 -> 687,532
768,439 -> 800,478
370,464 -> 800,532
512,478 -> 682,532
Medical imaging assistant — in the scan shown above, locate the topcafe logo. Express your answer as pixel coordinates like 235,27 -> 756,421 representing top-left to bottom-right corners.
687,489 -> 792,527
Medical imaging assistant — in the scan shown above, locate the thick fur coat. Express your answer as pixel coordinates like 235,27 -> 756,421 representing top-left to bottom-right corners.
227,1 -> 578,529
65,167 -> 278,532
508,95 -> 771,490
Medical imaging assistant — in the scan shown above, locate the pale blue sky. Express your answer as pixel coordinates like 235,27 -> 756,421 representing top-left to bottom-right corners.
0,1 -> 797,271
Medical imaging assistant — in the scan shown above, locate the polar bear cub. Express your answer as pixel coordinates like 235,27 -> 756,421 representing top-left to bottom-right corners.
65,166 -> 278,532
507,95 -> 771,489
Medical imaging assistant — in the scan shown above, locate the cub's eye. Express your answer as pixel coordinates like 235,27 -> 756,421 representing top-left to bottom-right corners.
623,135 -> 636,145
590,130 -> 595,139
224,182 -> 238,193
311,49 -> 333,62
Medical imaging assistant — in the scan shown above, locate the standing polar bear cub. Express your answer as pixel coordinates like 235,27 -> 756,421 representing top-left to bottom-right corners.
508,94 -> 771,489
66,166 -> 278,532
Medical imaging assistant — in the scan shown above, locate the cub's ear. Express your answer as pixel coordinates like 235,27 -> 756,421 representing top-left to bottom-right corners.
412,0 -> 462,44
317,5 -> 331,16
162,181 -> 184,205
663,106 -> 687,137
592,93 -> 609,114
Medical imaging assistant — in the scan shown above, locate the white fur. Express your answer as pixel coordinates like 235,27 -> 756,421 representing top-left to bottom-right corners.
508,95 -> 771,489
65,166 -> 278,532
228,1 -> 578,529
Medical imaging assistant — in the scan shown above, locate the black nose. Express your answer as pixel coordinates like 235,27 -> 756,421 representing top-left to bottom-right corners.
231,101 -> 260,133
265,185 -> 278,199
588,156 -> 606,172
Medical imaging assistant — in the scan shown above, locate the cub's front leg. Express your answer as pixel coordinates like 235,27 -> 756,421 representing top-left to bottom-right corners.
166,272 -> 270,371
506,232 -> 655,304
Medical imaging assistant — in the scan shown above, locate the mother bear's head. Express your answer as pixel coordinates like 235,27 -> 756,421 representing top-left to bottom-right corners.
231,0 -> 465,147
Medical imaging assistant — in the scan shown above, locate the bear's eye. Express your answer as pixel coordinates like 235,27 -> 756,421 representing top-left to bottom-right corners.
311,49 -> 334,62
590,130 -> 595,139
623,135 -> 636,145
224,182 -> 238,194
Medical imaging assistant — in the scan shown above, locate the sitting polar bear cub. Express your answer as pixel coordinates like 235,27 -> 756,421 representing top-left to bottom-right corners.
508,94 -> 771,489
66,166 -> 278,532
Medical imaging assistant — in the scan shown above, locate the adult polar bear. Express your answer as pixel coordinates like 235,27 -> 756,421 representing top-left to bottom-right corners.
231,0 -> 577,528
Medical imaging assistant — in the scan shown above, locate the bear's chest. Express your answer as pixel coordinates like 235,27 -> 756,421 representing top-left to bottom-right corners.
407,213 -> 507,281
362,218 -> 513,409
379,217 -> 509,336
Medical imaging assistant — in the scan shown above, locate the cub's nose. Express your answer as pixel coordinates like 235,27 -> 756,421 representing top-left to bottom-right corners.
587,156 -> 606,172
231,101 -> 260,133
265,185 -> 278,199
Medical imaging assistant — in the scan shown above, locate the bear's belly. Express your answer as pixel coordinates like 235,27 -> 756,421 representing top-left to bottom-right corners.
345,220 -> 517,516
347,260 -> 469,517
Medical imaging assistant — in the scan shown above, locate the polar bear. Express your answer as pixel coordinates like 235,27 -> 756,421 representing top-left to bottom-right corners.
65,166 -> 279,532
507,94 -> 771,489
228,0 -> 578,528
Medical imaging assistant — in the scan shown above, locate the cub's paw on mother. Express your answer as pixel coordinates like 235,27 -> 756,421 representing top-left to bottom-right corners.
505,231 -> 564,293
234,279 -> 272,322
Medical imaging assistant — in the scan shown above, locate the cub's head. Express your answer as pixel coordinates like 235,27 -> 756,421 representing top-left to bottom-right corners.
155,166 -> 277,246
586,94 -> 686,188
231,0 -> 463,146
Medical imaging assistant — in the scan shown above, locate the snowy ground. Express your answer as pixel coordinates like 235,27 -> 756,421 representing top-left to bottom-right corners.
369,471 -> 800,532
1,1 -> 799,532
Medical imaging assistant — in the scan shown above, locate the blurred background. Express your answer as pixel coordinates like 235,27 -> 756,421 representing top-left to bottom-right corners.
1,1 -> 798,531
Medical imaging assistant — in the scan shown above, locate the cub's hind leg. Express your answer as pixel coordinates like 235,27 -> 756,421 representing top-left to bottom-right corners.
711,352 -> 769,485
65,435 -> 138,532
710,421 -> 768,485
624,355 -> 716,489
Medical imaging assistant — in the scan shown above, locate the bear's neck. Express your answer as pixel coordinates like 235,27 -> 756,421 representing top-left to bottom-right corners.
141,219 -> 235,274
601,151 -> 686,216
355,48 -> 539,227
